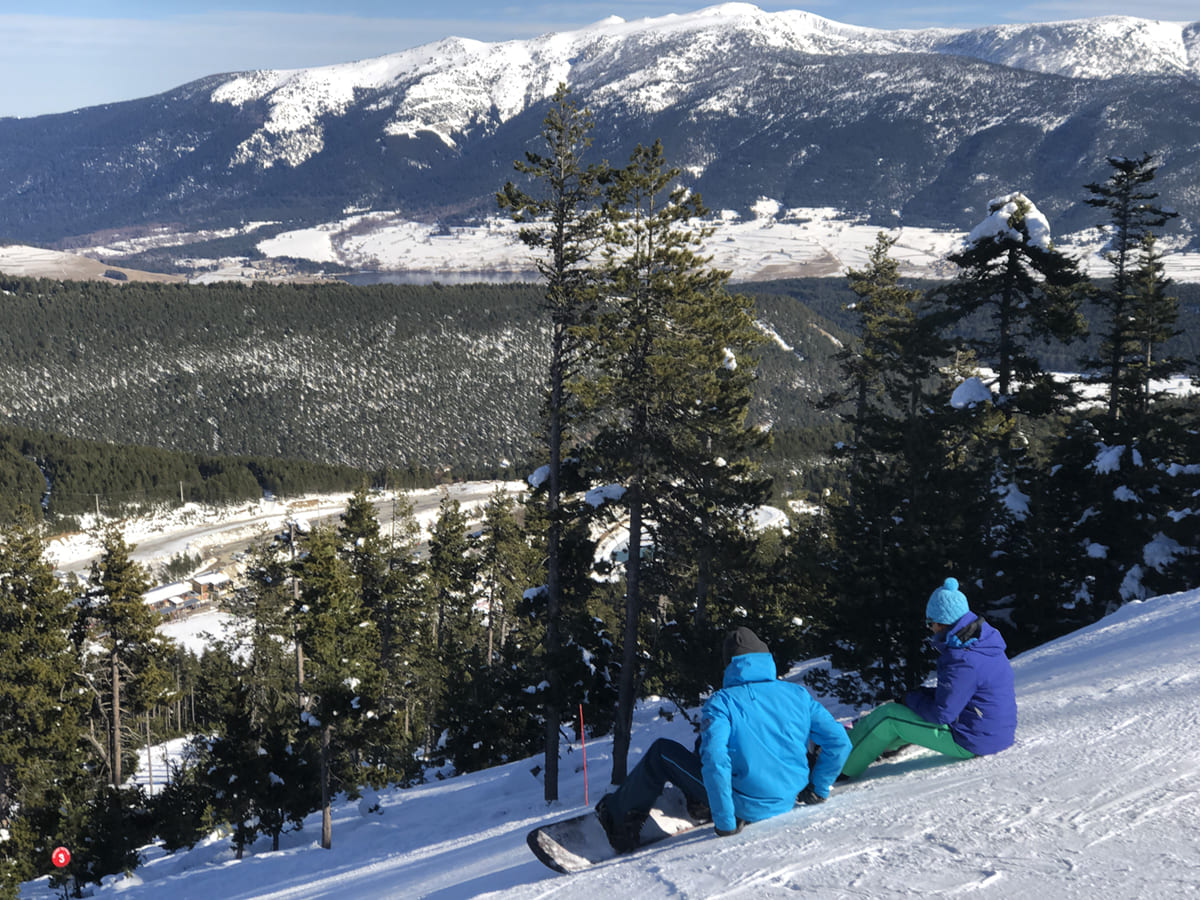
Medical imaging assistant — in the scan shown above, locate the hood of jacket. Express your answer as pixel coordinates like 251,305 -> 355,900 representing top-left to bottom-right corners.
722,651 -> 777,687
932,611 -> 1008,656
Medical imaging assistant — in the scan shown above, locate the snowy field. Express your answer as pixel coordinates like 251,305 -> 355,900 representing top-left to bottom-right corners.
20,585 -> 1200,899
7,202 -> 1200,286
245,205 -> 1200,285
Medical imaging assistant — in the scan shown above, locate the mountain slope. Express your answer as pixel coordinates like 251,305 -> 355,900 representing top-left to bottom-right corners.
21,585 -> 1200,898
1,4 -> 1198,263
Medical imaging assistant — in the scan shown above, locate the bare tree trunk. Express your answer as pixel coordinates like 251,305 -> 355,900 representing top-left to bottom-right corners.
145,714 -> 154,793
111,652 -> 122,786
292,525 -> 306,715
487,588 -> 495,665
542,327 -> 566,802
321,723 -> 333,849
612,490 -> 643,785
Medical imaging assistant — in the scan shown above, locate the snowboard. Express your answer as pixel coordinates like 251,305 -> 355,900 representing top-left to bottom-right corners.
526,787 -> 706,874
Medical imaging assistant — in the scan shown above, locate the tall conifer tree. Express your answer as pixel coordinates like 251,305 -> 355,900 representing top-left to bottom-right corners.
818,235 -> 981,702
423,496 -> 480,761
1083,154 -> 1178,423
293,526 -> 385,849
498,83 -> 606,801
80,527 -> 174,787
1125,233 -> 1182,417
0,513 -> 89,896
583,140 -> 766,781
945,192 -> 1088,408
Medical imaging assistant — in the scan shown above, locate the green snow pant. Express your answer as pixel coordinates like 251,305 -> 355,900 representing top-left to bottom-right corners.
840,702 -> 974,779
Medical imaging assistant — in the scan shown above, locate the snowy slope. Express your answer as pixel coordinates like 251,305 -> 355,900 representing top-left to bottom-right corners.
22,587 -> 1200,899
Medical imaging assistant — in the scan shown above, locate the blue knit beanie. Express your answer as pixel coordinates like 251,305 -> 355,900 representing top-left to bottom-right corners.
926,577 -> 969,625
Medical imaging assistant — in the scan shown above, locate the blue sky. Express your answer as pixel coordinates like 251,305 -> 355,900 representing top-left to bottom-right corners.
2,2 -> 1196,118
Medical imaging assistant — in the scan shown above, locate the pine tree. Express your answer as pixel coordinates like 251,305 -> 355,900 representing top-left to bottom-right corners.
293,525 -> 385,850
65,529 -> 175,890
498,83 -> 606,802
220,542 -> 295,727
519,479 -> 618,759
477,488 -> 536,664
1125,233 -> 1182,417
51,784 -> 153,897
332,490 -> 420,783
825,233 -> 933,502
78,527 -> 175,788
198,678 -> 311,858
199,541 -> 314,855
817,235 -> 996,703
376,493 -> 430,784
199,684 -> 265,860
945,193 -> 1088,408
1036,155 -> 1189,621
941,199 -> 1094,653
0,512 -> 89,897
423,496 -> 480,763
1083,154 -> 1179,423
581,139 -> 769,781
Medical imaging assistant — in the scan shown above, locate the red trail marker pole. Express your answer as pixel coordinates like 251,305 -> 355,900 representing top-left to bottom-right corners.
579,703 -> 589,807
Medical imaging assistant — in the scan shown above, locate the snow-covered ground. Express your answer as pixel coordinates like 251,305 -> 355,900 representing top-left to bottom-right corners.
8,202 -> 1200,287
0,244 -> 185,282
20,585 -> 1200,899
214,206 -> 1200,285
43,481 -> 526,579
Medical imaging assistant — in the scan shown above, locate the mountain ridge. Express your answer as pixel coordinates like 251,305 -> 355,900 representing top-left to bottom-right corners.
1,4 -> 1198,272
204,6 -> 1200,169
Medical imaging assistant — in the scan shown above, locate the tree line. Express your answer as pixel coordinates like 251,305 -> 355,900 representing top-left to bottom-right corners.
0,489 -> 553,896
498,92 -> 1200,802
0,424 -> 420,528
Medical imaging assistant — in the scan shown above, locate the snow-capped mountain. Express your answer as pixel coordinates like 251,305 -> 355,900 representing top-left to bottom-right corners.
1,4 -> 1198,272
208,4 -> 1200,168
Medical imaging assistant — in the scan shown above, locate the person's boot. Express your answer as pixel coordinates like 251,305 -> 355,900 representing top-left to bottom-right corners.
595,795 -> 647,853
686,797 -> 712,823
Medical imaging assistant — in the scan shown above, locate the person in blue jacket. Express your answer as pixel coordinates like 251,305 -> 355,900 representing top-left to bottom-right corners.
596,626 -> 851,852
840,577 -> 1017,779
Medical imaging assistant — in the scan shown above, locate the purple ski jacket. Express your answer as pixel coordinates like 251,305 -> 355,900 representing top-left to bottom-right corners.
905,611 -> 1017,756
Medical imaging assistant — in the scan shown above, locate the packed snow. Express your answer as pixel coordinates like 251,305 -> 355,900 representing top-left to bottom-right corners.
20,580 -> 1200,898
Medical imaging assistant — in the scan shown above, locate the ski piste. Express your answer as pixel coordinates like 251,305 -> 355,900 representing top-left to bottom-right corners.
527,744 -> 933,874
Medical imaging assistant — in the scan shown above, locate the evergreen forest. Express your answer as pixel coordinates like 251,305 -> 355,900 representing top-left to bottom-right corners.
1,91 -> 1199,897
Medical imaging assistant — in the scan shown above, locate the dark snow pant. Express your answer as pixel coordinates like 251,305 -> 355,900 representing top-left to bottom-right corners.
840,702 -> 974,779
600,738 -> 709,822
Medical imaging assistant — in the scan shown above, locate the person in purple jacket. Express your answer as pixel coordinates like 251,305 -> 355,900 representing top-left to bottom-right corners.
840,577 -> 1017,779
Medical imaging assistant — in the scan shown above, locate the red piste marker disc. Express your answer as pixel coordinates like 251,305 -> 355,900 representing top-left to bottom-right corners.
51,847 -> 71,868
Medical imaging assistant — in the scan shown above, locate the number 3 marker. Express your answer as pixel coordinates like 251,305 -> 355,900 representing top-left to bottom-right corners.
52,847 -> 71,868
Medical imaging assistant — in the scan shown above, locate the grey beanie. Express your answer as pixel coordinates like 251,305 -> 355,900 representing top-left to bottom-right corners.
723,626 -> 769,666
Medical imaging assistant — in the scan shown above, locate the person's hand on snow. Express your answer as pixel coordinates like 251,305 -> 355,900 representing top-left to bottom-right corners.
796,783 -> 828,805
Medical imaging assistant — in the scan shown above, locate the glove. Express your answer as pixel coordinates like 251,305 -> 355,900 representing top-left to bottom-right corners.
714,819 -> 745,837
796,783 -> 828,805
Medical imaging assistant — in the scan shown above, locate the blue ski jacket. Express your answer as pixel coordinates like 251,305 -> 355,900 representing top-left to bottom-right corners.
905,612 -> 1017,756
699,652 -> 851,833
